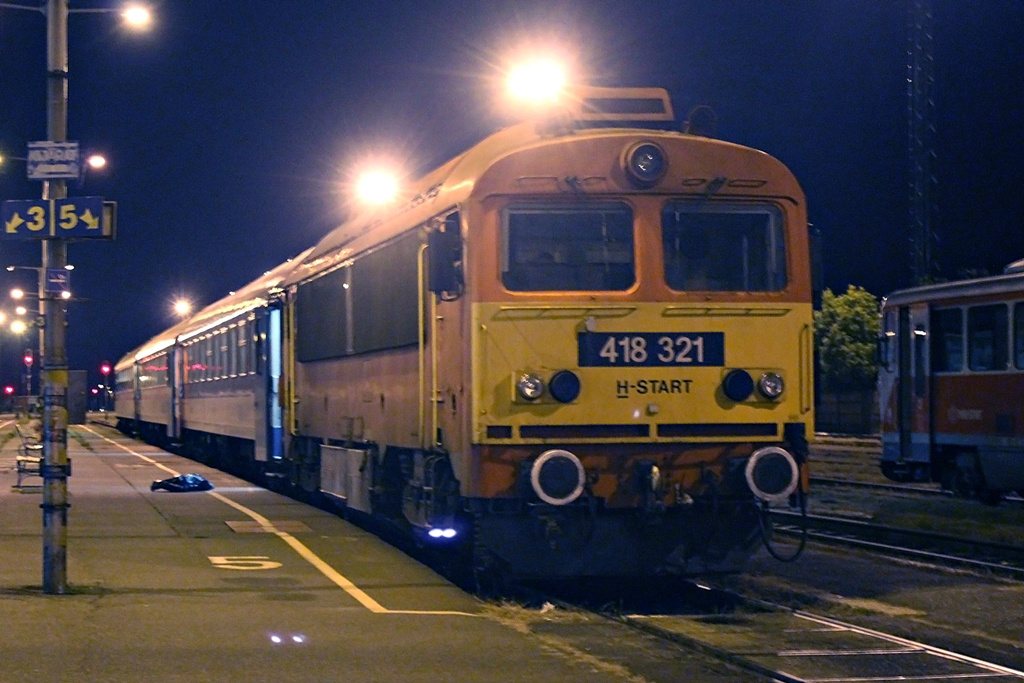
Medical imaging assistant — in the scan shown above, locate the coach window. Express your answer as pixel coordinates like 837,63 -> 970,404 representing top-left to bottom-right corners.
662,202 -> 786,292
228,325 -> 238,376
238,321 -> 249,375
501,203 -> 634,291
204,337 -> 214,381
930,308 -> 963,372
967,304 -> 1008,371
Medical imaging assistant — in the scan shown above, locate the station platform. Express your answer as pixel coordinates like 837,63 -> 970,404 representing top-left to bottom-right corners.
0,419 -> 624,682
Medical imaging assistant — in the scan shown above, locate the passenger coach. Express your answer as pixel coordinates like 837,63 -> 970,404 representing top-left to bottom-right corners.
116,84 -> 815,578
879,260 -> 1024,504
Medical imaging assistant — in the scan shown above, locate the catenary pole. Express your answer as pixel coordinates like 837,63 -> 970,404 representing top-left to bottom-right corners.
41,0 -> 71,595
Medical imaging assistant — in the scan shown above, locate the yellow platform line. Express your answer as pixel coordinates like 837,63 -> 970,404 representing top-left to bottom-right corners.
82,426 -> 476,617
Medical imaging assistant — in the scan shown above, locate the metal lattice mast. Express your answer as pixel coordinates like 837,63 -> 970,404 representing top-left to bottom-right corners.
908,0 -> 938,283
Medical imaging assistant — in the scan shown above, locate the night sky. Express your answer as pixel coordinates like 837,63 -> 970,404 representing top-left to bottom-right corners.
0,1 -> 1022,391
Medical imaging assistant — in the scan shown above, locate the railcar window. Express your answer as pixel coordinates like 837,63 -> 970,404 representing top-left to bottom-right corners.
930,308 -> 963,372
967,304 -> 1008,371
1015,303 -> 1024,369
501,204 -> 634,291
661,203 -> 786,292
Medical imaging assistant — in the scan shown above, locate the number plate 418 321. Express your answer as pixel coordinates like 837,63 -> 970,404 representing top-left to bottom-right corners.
577,332 -> 724,367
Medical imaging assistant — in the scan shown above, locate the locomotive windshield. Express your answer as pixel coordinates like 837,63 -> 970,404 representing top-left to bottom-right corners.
501,203 -> 634,291
662,202 -> 787,292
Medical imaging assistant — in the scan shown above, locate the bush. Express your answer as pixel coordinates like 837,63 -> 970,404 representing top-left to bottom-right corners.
815,285 -> 879,391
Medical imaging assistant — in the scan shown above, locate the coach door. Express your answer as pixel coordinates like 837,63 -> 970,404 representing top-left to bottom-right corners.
170,344 -> 183,441
898,305 -> 931,462
254,307 -> 283,462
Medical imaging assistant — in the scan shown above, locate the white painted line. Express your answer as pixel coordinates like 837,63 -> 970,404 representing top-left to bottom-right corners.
82,426 -> 477,617
795,610 -> 1024,679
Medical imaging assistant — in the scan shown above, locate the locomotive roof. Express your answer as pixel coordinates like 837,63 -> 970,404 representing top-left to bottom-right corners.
283,115 -> 792,287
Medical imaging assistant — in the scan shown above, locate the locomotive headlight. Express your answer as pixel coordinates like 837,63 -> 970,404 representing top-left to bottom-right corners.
757,372 -> 785,400
622,141 -> 667,187
516,373 -> 545,401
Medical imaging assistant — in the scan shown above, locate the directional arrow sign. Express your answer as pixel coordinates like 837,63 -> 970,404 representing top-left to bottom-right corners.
1,197 -> 114,240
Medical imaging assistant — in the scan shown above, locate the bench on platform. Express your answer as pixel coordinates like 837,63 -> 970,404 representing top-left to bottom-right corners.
15,424 -> 43,487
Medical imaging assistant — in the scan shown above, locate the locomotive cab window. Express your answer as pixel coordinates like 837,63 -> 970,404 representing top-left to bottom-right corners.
501,203 -> 634,292
662,202 -> 786,292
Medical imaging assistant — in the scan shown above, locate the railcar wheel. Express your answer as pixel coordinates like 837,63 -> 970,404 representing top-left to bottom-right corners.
977,487 -> 1002,506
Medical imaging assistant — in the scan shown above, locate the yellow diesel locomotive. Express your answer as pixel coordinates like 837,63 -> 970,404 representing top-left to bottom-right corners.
116,85 -> 813,578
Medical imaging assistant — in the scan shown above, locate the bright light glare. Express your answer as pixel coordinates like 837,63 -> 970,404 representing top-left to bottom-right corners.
10,288 -> 24,300
427,527 -> 458,539
60,290 -> 72,300
10,320 -> 26,334
173,299 -> 192,317
356,171 -> 398,205
87,155 -> 107,170
122,5 -> 151,27
15,306 -> 26,315
508,60 -> 565,102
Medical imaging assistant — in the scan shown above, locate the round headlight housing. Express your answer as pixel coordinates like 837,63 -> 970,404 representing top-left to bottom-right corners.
530,449 -> 586,506
722,369 -> 754,402
757,372 -> 785,400
623,141 -> 667,187
548,370 -> 581,403
516,373 -> 545,401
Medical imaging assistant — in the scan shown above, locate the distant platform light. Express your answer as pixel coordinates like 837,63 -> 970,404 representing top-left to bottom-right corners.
357,171 -> 398,205
508,60 -> 565,102
87,155 -> 107,170
173,299 -> 192,317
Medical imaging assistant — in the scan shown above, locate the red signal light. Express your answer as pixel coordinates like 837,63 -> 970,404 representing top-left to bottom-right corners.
101,363 -> 111,375
4,386 -> 13,395
23,354 -> 33,366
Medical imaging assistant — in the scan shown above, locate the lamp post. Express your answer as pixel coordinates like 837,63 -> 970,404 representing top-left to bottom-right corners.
100,361 -> 110,411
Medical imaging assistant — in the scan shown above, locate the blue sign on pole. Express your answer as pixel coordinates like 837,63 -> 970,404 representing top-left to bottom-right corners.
27,141 -> 81,180
1,197 -> 113,240
45,268 -> 70,296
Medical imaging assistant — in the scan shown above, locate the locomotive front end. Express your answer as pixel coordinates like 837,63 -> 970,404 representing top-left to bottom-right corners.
459,108 -> 813,577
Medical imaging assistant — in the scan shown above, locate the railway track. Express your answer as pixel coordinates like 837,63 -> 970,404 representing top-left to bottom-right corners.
521,579 -> 1024,682
771,510 -> 1024,579
811,475 -> 1024,506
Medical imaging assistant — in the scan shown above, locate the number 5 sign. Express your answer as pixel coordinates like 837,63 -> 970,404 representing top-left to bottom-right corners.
208,555 -> 282,571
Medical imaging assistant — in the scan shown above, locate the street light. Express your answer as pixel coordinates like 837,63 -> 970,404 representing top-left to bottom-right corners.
173,298 -> 192,318
0,0 -> 152,595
